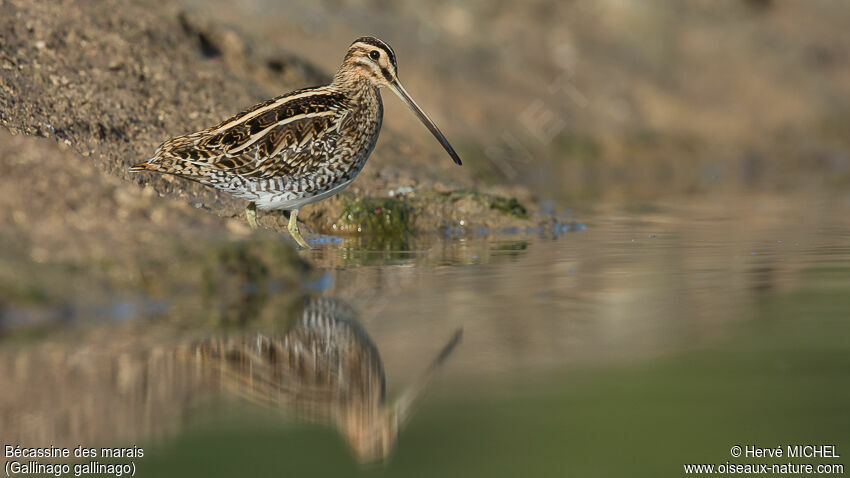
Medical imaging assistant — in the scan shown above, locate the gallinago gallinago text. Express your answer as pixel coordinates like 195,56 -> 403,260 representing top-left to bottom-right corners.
131,36 -> 462,248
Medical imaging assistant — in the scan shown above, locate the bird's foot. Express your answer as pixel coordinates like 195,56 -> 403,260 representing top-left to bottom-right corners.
246,202 -> 259,230
287,209 -> 312,250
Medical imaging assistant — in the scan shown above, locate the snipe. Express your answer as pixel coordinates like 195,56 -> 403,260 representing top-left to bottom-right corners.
191,297 -> 463,462
131,36 -> 462,248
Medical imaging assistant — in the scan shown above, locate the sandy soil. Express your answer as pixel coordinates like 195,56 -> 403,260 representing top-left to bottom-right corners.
0,129 -> 312,328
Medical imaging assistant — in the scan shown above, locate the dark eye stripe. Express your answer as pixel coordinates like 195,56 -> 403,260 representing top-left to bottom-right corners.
352,36 -> 396,68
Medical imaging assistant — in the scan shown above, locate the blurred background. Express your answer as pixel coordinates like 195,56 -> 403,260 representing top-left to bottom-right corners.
1,0 -> 849,476
182,0 -> 850,200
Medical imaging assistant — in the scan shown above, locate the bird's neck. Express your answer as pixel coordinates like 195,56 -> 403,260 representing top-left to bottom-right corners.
331,65 -> 379,95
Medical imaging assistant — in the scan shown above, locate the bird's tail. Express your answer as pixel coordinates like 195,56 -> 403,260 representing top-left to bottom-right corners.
130,158 -> 157,172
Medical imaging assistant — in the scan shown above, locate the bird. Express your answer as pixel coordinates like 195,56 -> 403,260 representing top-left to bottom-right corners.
190,297 -> 463,462
131,36 -> 462,248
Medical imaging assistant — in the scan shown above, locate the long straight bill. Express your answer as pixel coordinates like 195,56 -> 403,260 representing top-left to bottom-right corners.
389,80 -> 463,166
393,328 -> 463,427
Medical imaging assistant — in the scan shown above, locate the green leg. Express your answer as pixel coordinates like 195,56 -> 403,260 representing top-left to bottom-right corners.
287,209 -> 311,250
246,202 -> 259,229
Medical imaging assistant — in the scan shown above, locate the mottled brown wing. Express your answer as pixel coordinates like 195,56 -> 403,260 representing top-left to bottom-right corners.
158,89 -> 350,179
213,114 -> 344,179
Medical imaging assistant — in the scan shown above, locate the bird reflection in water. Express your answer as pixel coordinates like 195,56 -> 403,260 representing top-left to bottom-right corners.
190,297 -> 462,463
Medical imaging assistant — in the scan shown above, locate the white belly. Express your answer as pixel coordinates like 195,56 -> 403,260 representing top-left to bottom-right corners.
251,176 -> 358,211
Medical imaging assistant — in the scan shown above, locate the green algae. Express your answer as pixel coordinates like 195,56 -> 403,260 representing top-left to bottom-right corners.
334,189 -> 532,237
488,196 -> 528,218
339,193 -> 413,236
442,190 -> 530,219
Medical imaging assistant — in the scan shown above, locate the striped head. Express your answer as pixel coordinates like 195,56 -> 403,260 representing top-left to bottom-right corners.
335,36 -> 463,166
343,36 -> 398,86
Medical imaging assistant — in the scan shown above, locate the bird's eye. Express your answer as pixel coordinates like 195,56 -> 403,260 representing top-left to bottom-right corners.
369,50 -> 380,60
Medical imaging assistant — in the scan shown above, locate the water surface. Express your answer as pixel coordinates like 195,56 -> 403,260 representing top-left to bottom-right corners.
2,192 -> 849,476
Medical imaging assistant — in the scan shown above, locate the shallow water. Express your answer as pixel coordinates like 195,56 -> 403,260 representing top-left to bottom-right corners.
2,192 -> 849,476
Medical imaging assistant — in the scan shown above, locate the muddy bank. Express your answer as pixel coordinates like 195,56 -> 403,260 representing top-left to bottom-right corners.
0,130 -> 310,332
0,0 -> 551,237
